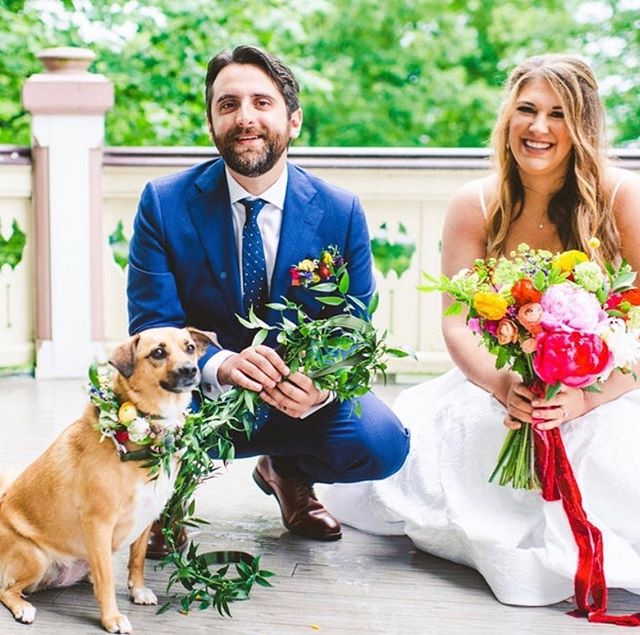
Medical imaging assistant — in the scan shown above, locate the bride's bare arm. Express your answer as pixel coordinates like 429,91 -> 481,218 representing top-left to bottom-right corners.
440,180 -> 520,406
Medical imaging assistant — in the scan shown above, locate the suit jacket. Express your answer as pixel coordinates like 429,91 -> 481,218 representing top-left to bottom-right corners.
127,158 -> 376,364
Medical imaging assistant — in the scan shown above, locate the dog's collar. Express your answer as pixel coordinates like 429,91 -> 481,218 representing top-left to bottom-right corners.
88,364 -> 186,462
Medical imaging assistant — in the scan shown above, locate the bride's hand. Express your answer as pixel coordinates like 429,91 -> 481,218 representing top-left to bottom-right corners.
503,381 -> 534,430
530,386 -> 586,430
503,382 -> 586,430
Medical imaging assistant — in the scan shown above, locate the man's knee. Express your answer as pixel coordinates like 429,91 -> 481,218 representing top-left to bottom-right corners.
338,405 -> 410,481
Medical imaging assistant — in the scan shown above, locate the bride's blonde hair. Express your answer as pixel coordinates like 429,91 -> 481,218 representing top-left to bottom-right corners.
487,54 -> 619,263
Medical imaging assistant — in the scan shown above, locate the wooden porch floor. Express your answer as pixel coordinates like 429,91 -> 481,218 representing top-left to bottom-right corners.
0,376 -> 637,634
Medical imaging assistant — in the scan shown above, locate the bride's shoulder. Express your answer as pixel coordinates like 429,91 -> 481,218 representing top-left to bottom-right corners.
448,174 -> 498,217
604,166 -> 640,218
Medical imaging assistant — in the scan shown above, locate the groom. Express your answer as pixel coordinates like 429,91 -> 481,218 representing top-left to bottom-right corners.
127,45 -> 409,546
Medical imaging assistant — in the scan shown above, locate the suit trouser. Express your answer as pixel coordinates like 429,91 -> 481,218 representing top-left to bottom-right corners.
217,392 -> 410,484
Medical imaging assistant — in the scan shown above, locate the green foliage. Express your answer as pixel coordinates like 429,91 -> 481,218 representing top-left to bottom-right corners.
370,222 -> 416,279
2,0 -> 638,147
108,220 -> 129,270
0,219 -> 26,271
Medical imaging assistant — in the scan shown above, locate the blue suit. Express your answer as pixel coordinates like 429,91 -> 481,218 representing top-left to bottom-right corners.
128,158 -> 409,483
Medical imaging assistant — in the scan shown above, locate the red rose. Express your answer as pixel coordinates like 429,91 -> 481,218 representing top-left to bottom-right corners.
511,278 -> 542,305
621,288 -> 640,306
318,264 -> 331,280
533,330 -> 613,388
115,429 -> 129,444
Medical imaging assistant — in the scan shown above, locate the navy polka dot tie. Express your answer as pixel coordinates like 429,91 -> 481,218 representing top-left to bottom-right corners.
240,197 -> 268,317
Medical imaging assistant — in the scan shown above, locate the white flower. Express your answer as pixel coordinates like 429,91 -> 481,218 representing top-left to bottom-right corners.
601,317 -> 640,370
127,417 -> 151,443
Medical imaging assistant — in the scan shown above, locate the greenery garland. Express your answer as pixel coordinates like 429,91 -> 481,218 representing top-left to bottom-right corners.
91,246 -> 408,617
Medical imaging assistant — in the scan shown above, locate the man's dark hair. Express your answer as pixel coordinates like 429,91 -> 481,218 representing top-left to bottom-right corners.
205,45 -> 300,124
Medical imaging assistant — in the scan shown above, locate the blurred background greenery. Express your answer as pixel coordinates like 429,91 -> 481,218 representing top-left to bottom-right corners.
1,0 -> 638,148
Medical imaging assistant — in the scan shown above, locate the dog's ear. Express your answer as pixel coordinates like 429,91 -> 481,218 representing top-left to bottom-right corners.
109,334 -> 140,379
187,327 -> 219,355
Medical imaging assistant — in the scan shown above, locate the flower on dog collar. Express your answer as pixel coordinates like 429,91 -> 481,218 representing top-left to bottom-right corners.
290,245 -> 344,288
88,364 -> 184,460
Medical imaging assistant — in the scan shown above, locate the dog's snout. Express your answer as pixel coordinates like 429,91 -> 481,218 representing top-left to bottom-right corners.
178,365 -> 198,380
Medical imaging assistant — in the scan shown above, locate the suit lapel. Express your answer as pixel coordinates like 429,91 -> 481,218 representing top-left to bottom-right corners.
268,165 -> 324,321
187,162 -> 243,315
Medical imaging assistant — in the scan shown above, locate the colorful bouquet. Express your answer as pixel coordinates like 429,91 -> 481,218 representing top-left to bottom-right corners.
422,241 -> 640,626
421,242 -> 640,489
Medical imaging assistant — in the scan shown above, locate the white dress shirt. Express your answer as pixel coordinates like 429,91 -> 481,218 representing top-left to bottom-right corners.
200,166 -> 333,418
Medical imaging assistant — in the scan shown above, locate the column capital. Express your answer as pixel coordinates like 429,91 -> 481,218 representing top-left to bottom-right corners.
22,46 -> 114,116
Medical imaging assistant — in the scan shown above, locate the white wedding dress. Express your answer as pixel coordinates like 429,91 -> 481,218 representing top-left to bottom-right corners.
320,368 -> 640,605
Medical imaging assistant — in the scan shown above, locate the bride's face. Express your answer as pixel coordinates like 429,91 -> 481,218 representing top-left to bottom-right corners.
508,78 -> 573,182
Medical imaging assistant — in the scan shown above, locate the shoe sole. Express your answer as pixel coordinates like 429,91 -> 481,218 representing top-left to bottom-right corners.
252,467 -> 342,542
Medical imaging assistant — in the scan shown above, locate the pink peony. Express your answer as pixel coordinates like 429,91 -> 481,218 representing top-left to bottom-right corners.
533,329 -> 613,388
539,283 -> 608,333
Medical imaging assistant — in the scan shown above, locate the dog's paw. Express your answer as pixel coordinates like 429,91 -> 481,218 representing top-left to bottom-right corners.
102,613 -> 132,634
129,586 -> 157,605
14,604 -> 36,624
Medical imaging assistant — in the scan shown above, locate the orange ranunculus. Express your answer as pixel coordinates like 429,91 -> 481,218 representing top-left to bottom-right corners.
521,338 -> 537,354
517,302 -> 543,334
552,250 -> 588,273
511,278 -> 542,305
496,319 -> 519,345
621,288 -> 640,306
473,291 -> 508,321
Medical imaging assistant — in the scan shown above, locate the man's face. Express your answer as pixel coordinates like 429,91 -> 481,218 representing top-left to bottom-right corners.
208,63 -> 302,177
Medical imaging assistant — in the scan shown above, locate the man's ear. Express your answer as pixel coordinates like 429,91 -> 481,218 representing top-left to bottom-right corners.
187,327 -> 219,355
109,334 -> 140,379
289,108 -> 303,140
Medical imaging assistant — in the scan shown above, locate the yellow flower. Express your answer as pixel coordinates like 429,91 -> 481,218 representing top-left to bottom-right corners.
118,401 -> 137,424
473,291 -> 508,320
311,273 -> 321,283
298,259 -> 316,272
552,250 -> 588,273
588,236 -> 601,250
321,251 -> 333,265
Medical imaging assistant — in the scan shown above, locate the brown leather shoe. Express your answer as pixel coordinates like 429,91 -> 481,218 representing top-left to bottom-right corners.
253,456 -> 342,541
145,519 -> 189,560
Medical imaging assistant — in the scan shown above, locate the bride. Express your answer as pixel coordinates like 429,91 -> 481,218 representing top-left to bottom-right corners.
321,54 -> 640,606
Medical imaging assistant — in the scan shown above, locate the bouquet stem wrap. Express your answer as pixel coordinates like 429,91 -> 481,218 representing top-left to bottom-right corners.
531,382 -> 640,626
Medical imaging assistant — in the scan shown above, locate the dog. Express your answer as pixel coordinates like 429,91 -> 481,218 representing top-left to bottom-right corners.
0,326 -> 214,633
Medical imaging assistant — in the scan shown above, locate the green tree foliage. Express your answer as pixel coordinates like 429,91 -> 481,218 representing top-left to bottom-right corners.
0,0 -> 638,148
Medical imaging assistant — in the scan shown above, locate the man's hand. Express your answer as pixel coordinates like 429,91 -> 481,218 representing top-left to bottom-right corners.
217,345 -> 289,392
260,372 -> 329,419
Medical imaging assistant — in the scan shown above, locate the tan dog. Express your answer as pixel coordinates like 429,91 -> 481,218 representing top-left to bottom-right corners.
0,327 -> 213,633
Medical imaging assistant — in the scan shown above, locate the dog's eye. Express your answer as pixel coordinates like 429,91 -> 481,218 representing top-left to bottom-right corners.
186,343 -> 196,354
150,347 -> 166,360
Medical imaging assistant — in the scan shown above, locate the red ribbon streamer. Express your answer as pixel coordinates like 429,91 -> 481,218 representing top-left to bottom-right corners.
532,387 -> 640,626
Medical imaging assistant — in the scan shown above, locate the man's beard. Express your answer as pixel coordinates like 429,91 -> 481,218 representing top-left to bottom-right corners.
213,125 -> 290,177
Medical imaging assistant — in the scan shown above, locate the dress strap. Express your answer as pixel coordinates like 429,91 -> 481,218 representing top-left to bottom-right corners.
610,176 -> 626,207
478,180 -> 488,218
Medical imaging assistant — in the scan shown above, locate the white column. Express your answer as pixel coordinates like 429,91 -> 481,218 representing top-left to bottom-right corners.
22,47 -> 114,378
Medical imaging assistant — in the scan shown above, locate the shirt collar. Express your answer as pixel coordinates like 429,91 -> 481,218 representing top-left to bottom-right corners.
225,165 -> 288,210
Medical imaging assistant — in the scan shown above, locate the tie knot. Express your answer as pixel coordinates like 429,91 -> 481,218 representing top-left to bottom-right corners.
240,197 -> 266,224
